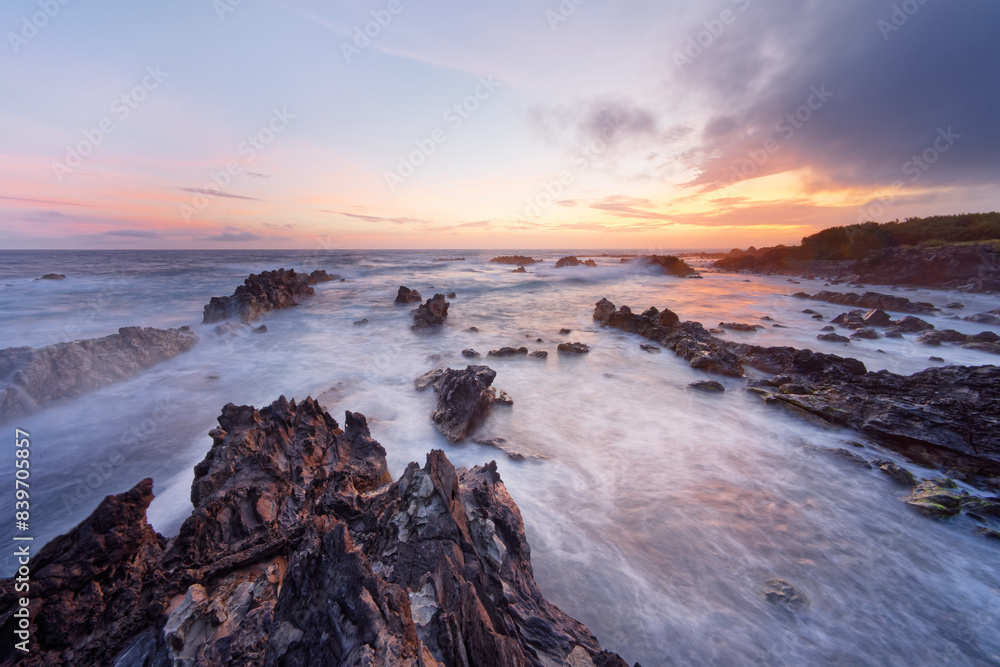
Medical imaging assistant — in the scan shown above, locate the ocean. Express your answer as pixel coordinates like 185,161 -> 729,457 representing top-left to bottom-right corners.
1,249 -> 999,666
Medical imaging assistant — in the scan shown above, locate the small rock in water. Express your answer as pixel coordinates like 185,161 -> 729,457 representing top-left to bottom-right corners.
352,319 -> 368,326
802,309 -> 819,315
252,325 -> 268,334
462,349 -> 481,358
38,273 -> 66,280
488,347 -> 529,358
863,309 -> 892,327
512,266 -> 527,273
688,380 -> 725,393
851,328 -> 880,340
557,342 -> 590,354
906,479 -> 965,518
820,326 -> 836,332
640,344 -> 661,353
772,323 -> 788,328
467,326 -> 479,333
944,302 -> 965,309
760,316 -> 774,321
394,285 -> 422,304
474,437 -> 546,461
447,292 -> 457,299
529,350 -> 548,359
811,314 -> 825,320
929,356 -> 944,362
818,333 -> 851,343
871,459 -> 916,486
412,294 -> 450,329
762,579 -> 808,609
559,328 -> 572,335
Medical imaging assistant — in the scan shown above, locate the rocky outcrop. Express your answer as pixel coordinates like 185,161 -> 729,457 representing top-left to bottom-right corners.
490,255 -> 538,265
632,255 -> 698,278
37,274 -> 65,280
0,397 -> 629,666
791,291 -> 935,314
853,243 -> 1000,291
412,295 -> 450,329
0,326 -> 198,423
512,266 -> 528,274
395,286 -> 423,304
555,256 -> 596,268
203,268 -> 335,323
557,343 -> 590,354
424,365 -> 510,443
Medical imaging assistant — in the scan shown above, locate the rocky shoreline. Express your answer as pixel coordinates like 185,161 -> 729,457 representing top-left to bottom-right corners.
0,397 -> 631,666
592,298 -> 1000,493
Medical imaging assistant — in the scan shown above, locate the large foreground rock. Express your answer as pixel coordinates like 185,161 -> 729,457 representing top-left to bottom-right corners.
0,326 -> 198,423
0,397 -> 630,667
203,268 -> 334,323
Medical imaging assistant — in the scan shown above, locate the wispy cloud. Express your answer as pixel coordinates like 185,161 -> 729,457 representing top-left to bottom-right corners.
181,188 -> 261,201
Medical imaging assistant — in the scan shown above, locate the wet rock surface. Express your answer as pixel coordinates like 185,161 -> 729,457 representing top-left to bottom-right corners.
632,255 -> 698,278
412,294 -> 450,329
0,397 -> 629,666
0,326 -> 198,423
555,256 -> 596,268
423,365 -> 509,444
490,255 -> 538,265
395,285 -> 423,304
792,291 -> 935,314
203,268 -> 335,323
593,298 -> 1000,483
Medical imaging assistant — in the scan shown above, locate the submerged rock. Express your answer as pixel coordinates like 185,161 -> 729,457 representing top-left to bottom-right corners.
0,398 -> 628,666
0,326 -> 198,422
203,268 -> 334,323
512,266 -> 527,273
490,255 -> 538,265
793,290 -> 935,314
762,579 -> 808,609
557,342 -> 590,354
487,347 -> 528,358
37,273 -> 66,280
634,255 -> 698,278
395,285 -> 422,304
412,294 -> 450,329
688,380 -> 725,393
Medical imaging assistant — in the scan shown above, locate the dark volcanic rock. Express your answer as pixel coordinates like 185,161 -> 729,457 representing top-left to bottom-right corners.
688,380 -> 725,393
906,479 -> 965,518
762,579 -> 808,609
0,398 -> 627,666
461,348 -> 480,358
793,291 -> 935,314
412,294 -> 450,329
891,316 -> 934,333
817,333 -> 851,343
203,268 -> 334,323
555,256 -> 588,268
38,273 -> 66,280
0,326 -> 198,422
395,285 -> 422,304
512,266 -> 527,273
853,243 -> 1000,291
557,342 -> 590,354
965,310 -> 1000,326
487,347 -> 528,358
529,350 -> 548,359
490,255 -> 538,265
719,322 -> 762,332
634,255 -> 698,278
428,365 -> 505,443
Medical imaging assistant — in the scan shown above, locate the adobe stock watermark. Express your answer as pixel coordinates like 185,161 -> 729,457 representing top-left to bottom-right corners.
856,126 -> 959,222
51,66 -> 168,182
384,76 -> 501,192
341,0 -> 415,63
512,115 -> 627,222
7,0 -> 71,54
726,84 -> 833,185
673,0 -> 752,72
213,0 -> 244,21
546,0 -> 586,31
180,107 -> 294,222
877,0 -> 932,41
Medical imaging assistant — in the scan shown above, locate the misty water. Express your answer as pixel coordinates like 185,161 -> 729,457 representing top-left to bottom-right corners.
2,250 -> 999,666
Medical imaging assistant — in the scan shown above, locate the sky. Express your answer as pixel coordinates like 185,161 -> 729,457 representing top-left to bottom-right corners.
1,0 -> 998,250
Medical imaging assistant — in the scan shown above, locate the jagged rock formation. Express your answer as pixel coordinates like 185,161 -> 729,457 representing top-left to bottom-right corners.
422,365 -> 511,444
412,295 -> 450,329
555,256 -> 596,268
0,326 -> 198,423
395,286 -> 423,304
203,269 -> 335,324
0,397 -> 630,667
791,291 -> 935,314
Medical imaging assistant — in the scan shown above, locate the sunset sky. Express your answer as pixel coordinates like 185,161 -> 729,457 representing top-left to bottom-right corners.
2,0 -> 998,250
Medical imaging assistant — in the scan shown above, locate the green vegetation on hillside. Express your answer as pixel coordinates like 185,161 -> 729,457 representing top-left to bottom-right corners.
798,212 -> 1000,260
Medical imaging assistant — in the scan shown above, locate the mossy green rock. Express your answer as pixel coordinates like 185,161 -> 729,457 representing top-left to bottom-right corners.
906,479 -> 964,518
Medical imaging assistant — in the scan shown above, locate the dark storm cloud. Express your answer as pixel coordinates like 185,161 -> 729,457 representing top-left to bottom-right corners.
676,0 -> 1000,191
